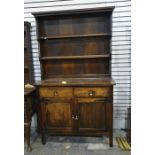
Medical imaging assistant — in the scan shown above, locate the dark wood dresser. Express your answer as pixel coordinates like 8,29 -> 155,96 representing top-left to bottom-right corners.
33,7 -> 115,147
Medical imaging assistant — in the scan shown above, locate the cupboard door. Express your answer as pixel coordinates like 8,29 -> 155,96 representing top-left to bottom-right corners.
41,98 -> 73,133
77,98 -> 108,132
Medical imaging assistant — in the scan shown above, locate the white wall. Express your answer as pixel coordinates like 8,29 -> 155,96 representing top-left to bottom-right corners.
24,0 -> 131,129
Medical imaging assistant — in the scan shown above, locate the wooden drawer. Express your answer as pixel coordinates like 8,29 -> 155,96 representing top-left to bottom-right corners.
74,87 -> 111,97
39,87 -> 73,98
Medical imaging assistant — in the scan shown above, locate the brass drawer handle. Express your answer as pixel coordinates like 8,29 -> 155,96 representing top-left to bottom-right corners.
53,90 -> 58,97
72,115 -> 78,120
88,90 -> 96,97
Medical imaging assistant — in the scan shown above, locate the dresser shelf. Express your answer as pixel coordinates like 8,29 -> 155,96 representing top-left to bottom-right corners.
41,55 -> 111,60
38,33 -> 111,40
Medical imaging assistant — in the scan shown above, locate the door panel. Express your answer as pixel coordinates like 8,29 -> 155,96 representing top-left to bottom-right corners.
105,103 -> 113,130
77,98 -> 107,132
43,99 -> 73,132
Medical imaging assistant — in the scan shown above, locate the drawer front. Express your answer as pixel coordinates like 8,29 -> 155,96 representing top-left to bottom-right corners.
39,87 -> 73,98
74,87 -> 112,97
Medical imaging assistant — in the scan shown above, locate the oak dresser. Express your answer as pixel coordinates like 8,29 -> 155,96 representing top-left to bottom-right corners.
33,7 -> 115,147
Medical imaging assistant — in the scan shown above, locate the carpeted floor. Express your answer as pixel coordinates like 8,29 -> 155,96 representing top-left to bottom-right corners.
24,129 -> 130,155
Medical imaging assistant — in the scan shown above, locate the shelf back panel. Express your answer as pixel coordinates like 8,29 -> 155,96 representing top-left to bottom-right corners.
40,37 -> 110,57
37,12 -> 111,37
42,59 -> 110,78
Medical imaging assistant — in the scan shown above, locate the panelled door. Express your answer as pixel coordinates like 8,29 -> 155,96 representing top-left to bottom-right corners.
76,98 -> 108,133
40,98 -> 74,133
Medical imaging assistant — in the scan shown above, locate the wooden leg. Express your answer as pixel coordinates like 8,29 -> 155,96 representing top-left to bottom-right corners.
41,125 -> 46,145
25,123 -> 32,151
37,104 -> 46,145
41,133 -> 46,145
109,130 -> 113,147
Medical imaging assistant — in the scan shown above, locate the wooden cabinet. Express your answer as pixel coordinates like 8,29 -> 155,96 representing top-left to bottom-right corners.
37,83 -> 114,146
33,7 -> 115,147
24,22 -> 34,84
24,22 -> 36,151
38,86 -> 113,134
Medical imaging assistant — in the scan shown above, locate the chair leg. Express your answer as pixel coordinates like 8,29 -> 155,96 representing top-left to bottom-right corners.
25,123 -> 32,151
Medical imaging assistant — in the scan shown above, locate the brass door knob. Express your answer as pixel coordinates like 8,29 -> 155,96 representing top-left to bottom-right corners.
88,90 -> 95,97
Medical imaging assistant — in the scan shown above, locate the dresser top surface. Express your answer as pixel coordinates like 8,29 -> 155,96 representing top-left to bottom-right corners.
35,78 -> 115,87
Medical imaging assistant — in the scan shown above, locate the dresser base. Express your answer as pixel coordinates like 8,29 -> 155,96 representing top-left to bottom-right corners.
40,131 -> 113,147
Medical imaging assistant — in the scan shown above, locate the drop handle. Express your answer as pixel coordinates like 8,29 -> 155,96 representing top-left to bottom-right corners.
72,115 -> 78,120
